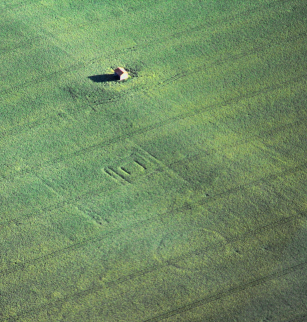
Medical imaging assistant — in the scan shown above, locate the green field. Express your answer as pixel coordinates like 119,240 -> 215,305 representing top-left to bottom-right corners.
1,0 -> 307,321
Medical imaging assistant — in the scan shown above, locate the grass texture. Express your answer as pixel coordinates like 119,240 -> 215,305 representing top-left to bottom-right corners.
0,0 -> 307,321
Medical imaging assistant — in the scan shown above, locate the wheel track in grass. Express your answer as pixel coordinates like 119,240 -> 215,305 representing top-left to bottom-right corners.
1,151 -> 306,259
167,114 -> 307,177
0,19 -> 305,157
88,29 -> 307,106
2,210 -> 306,322
144,261 -> 307,322
0,157 -> 306,299
24,72 -> 307,178
1,141 -> 306,312
287,313 -> 307,322
0,70 -> 305,229
1,0 -> 305,266
0,0 -> 306,314
0,0 -> 298,99
0,89 -> 306,230
1,55 -> 306,185
0,99 -> 306,232
0,0 -> 291,42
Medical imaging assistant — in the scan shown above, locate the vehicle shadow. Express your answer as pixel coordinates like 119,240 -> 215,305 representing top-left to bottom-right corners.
88,74 -> 119,83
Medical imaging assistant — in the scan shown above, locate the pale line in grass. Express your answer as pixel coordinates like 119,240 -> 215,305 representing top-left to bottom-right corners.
0,101 -> 305,243
2,69 -> 307,188
33,173 -> 65,200
286,313 -> 307,322
0,158 -> 306,282
0,25 -> 305,160
0,103 -> 306,231
0,77 -> 306,278
127,139 -> 192,186
3,213 -> 306,322
85,30 -> 307,108
167,116 -> 306,174
144,260 -> 307,322
42,72 -> 307,168
0,0 -> 295,98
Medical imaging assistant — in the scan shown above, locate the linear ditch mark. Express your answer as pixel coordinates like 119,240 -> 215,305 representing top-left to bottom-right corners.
134,159 -> 147,170
0,26 -> 305,157
0,0 -> 287,58
129,141 -> 192,185
102,148 -> 164,186
0,158 -> 306,281
167,116 -> 307,175
0,0 -> 306,312
0,97 -> 306,233
120,167 -> 131,175
33,72 -> 307,171
86,30 -> 307,108
2,212 -> 306,322
286,313 -> 307,322
103,167 -> 131,185
0,107 -> 306,236
0,0 -> 306,270
144,260 -> 307,322
33,173 -> 65,200
2,71 -> 306,190
31,0 -> 293,49
0,81 -> 306,229
0,0 -> 296,100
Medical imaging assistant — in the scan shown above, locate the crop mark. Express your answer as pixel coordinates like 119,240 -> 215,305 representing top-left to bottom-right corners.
0,26 -> 305,167
119,167 -> 131,175
33,173 -> 65,200
134,159 -> 147,170
0,0 -> 295,100
287,313 -> 307,322
0,113 -> 306,235
144,260 -> 307,322
101,144 -> 167,186
3,213 -> 306,322
0,158 -> 304,278
1,73 -> 305,204
1,106 -> 306,235
27,71 -> 307,178
103,167 -> 131,185
76,205 -> 110,226
130,142 -> 199,186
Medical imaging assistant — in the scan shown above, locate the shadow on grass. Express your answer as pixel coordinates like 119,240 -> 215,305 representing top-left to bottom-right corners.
88,74 -> 119,83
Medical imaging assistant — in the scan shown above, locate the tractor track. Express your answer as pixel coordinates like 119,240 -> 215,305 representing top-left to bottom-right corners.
0,0 -> 299,99
144,260 -> 307,322
1,210 -> 306,321
0,156 -> 305,282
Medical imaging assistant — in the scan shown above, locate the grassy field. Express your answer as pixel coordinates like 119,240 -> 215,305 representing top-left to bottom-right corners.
1,0 -> 307,321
